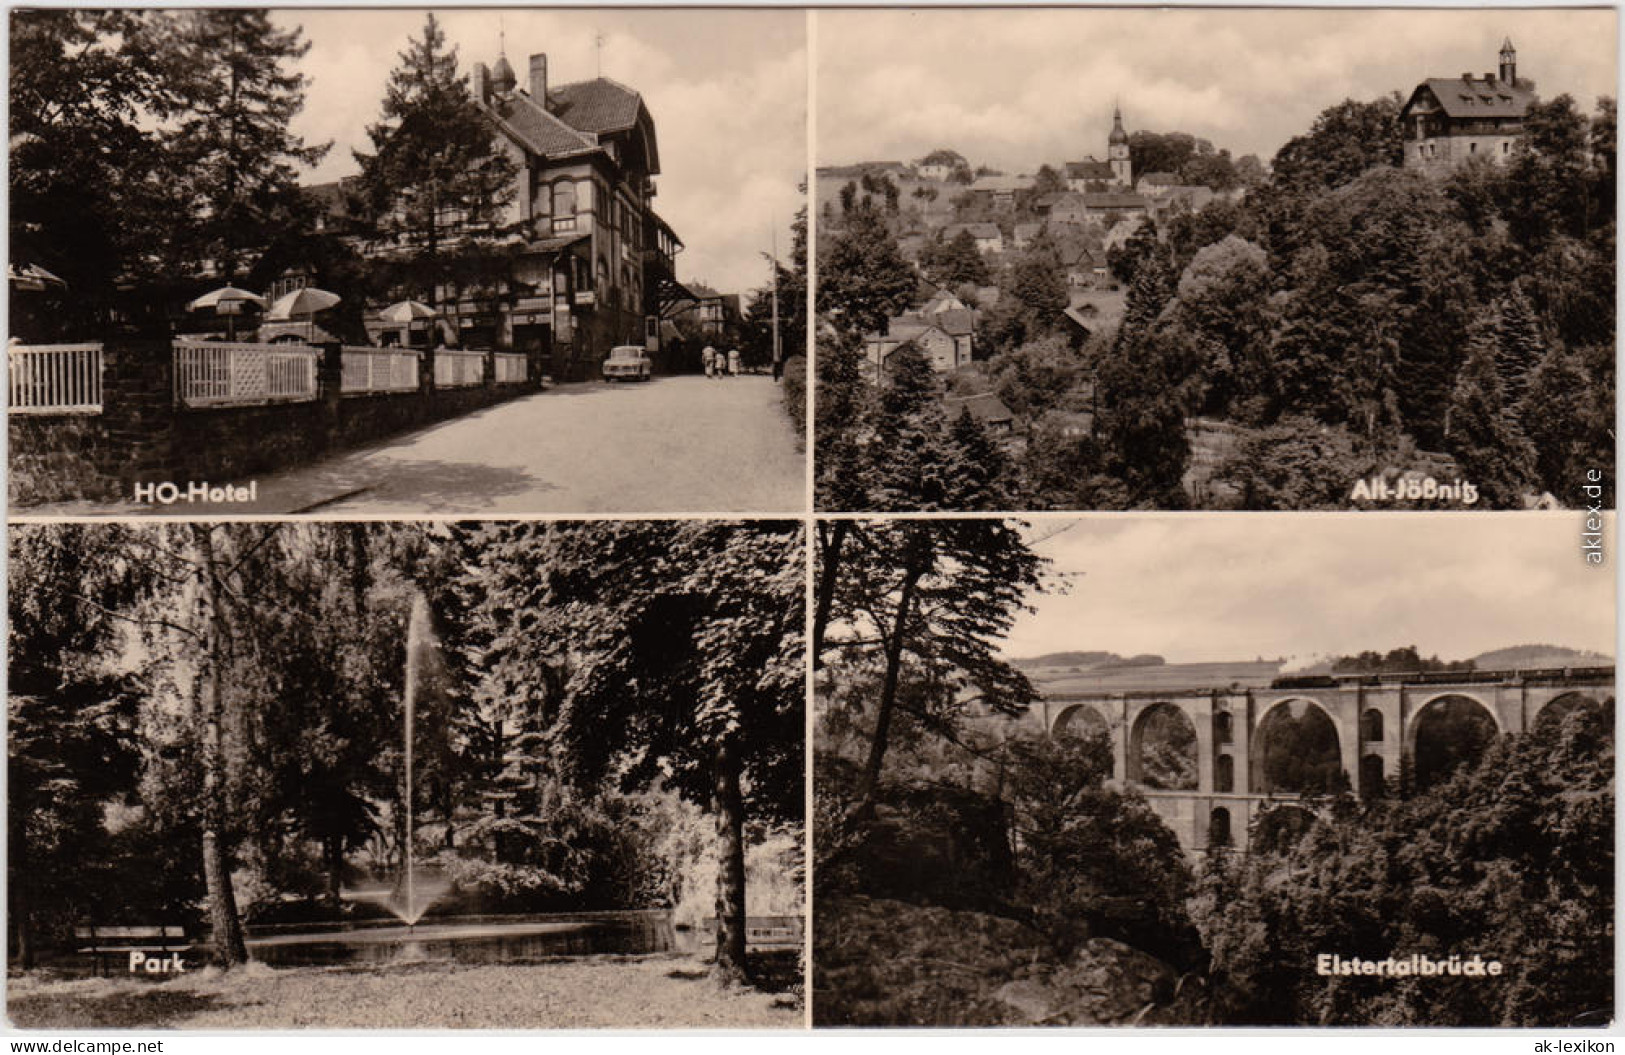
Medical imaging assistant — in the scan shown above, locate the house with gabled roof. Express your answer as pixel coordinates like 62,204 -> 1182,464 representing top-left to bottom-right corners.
942,222 -> 1004,255
864,302 -> 978,379
1399,39 -> 1538,173
1064,159 -> 1117,193
1011,222 -> 1044,251
455,49 -> 687,377
944,392 -> 1014,433
968,173 -> 1033,212
1135,172 -> 1181,196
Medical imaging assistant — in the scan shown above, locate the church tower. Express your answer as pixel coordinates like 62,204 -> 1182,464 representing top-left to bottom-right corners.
1499,37 -> 1517,85
1108,105 -> 1132,187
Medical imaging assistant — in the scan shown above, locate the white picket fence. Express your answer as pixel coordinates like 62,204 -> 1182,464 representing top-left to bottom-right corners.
7,342 -> 103,414
492,352 -> 528,384
434,349 -> 486,388
342,346 -> 420,395
174,340 -> 318,408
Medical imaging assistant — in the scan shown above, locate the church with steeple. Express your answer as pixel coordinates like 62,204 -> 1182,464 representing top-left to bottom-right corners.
1064,106 -> 1134,192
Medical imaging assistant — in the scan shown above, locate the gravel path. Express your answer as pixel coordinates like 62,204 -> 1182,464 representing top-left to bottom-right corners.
25,375 -> 806,517
7,954 -> 802,1029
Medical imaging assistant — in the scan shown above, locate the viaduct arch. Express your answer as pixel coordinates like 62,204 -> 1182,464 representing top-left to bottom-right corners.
1028,667 -> 1613,853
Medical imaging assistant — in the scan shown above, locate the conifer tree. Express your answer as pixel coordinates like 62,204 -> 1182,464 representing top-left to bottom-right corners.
948,406 -> 1010,510
868,341 -> 964,511
352,13 -> 517,310
1093,248 -> 1190,507
814,329 -> 876,510
1519,341 -> 1609,500
1494,284 -> 1545,409
162,10 -> 329,283
1445,327 -> 1536,508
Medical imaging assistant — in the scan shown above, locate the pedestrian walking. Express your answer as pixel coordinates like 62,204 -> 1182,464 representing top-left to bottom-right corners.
727,348 -> 740,377
702,345 -> 716,378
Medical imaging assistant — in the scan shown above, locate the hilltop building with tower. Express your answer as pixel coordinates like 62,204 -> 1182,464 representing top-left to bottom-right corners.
1399,39 -> 1538,172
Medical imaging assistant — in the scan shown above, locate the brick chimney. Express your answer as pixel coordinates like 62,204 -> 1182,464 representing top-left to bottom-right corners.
530,54 -> 548,104
472,61 -> 489,104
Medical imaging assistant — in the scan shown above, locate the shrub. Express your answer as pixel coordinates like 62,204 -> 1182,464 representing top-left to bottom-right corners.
781,355 -> 807,439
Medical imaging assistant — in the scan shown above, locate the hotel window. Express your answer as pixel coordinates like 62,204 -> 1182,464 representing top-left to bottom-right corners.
552,183 -> 577,234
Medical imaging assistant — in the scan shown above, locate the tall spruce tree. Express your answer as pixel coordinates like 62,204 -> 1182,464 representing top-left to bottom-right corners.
7,525 -> 147,967
1093,246 -> 1191,507
1519,341 -> 1611,501
1494,284 -> 1545,408
162,10 -> 329,283
1444,327 -> 1536,508
814,329 -> 875,510
352,13 -> 518,310
868,341 -> 960,511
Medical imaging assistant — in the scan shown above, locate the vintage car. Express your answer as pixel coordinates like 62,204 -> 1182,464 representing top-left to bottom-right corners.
602,345 -> 652,382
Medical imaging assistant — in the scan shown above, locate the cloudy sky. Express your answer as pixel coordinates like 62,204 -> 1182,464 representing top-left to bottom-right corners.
818,8 -> 1616,172
273,9 -> 806,295
1003,515 -> 1616,665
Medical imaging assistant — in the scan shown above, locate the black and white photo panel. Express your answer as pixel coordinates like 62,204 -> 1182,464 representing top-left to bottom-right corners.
9,8 -> 809,516
812,513 -> 1614,1026
7,520 -> 806,1029
811,7 -> 1615,514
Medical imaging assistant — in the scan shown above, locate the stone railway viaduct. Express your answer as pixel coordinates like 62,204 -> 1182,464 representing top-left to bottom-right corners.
1004,667 -> 1614,853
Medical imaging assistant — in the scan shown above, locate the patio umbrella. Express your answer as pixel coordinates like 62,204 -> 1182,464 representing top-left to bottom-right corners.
380,299 -> 436,323
188,285 -> 266,340
268,287 -> 342,342
8,263 -> 68,292
379,300 -> 438,347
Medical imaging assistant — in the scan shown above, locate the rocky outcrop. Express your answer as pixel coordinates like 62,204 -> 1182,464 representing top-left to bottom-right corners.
815,896 -> 1203,1027
993,937 -> 1176,1025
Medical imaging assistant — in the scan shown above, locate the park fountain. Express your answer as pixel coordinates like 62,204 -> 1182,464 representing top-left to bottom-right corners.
240,592 -> 681,968
401,591 -> 425,927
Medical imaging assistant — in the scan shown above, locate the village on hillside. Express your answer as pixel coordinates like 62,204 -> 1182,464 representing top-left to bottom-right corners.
814,26 -> 1616,513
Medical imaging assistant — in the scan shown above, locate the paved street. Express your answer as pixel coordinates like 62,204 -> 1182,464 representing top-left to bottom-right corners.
81,375 -> 806,516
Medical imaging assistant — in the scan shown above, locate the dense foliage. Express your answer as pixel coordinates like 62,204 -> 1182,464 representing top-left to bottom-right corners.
1193,701 -> 1613,1026
10,10 -> 330,334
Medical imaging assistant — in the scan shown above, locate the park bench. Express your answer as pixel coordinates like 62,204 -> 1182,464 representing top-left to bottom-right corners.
697,915 -> 805,951
74,925 -> 193,977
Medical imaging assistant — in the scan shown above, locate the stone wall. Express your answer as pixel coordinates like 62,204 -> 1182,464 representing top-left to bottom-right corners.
9,339 -> 539,507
